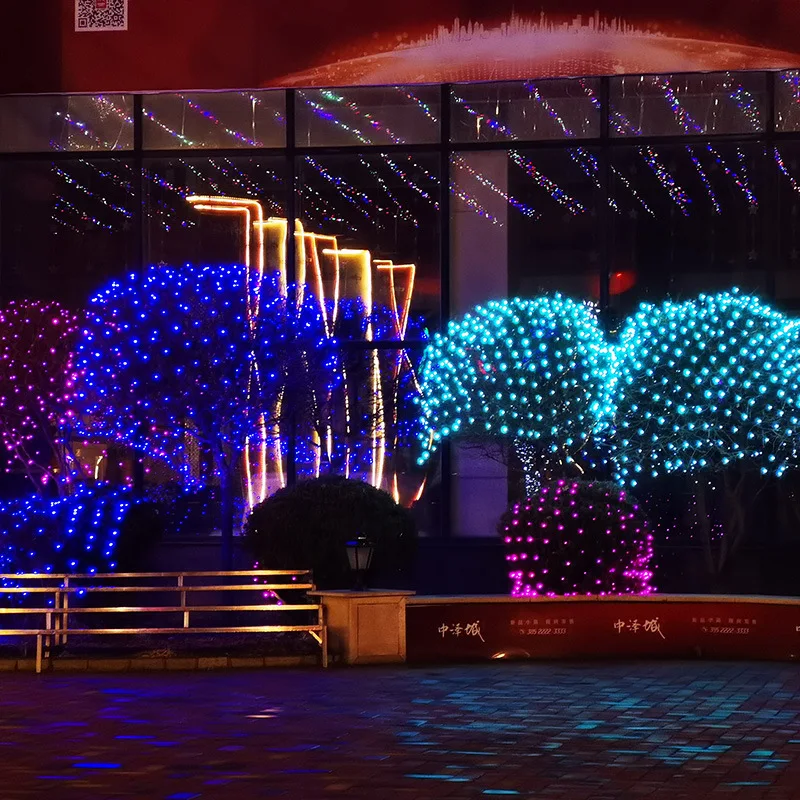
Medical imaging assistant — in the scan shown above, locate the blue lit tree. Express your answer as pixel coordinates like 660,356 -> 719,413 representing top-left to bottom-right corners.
417,295 -> 612,494
73,265 -> 336,566
613,289 -> 800,575
0,485 -> 134,578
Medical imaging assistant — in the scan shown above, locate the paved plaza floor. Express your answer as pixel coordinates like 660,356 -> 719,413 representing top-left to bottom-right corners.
1,661 -> 799,799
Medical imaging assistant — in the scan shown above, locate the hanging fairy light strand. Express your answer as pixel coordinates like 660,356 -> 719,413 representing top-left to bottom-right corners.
176,94 -> 264,148
53,166 -> 133,219
721,73 -> 763,133
449,91 -> 586,215
525,80 -> 656,216
774,147 -> 800,196
306,88 -> 541,222
508,151 -> 585,215
653,76 -> 757,209
581,80 -> 693,215
299,90 -> 512,224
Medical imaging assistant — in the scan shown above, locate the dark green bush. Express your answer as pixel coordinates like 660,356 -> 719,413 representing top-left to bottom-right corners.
245,476 -> 417,589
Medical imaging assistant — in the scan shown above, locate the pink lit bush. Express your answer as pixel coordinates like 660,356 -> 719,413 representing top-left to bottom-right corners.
500,480 -> 655,597
0,300 -> 82,493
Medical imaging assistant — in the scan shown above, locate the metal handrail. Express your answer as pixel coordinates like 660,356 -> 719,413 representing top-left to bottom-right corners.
0,570 -> 327,673
1,569 -> 312,580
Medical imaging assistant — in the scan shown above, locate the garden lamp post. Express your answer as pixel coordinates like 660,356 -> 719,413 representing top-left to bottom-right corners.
345,535 -> 374,590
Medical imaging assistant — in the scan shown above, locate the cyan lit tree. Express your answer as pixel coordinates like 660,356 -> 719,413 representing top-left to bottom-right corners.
613,289 -> 800,574
0,300 -> 84,494
73,265 -> 336,566
417,295 -> 612,494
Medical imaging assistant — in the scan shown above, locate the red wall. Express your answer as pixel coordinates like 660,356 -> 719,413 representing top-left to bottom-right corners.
3,0 -> 800,95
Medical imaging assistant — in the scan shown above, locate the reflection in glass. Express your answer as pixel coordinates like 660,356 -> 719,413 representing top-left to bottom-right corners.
610,72 -> 766,138
0,95 -> 134,153
0,159 -> 135,305
143,157 -> 287,267
776,71 -> 800,132
451,78 -> 601,142
295,347 -> 427,508
609,143 -> 766,318
450,147 -> 600,313
294,86 -> 440,147
774,142 -> 800,311
449,146 -> 600,536
142,91 -> 286,149
297,153 -> 440,333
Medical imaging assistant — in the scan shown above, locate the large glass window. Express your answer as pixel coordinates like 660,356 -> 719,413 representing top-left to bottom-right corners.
775,70 -> 800,132
610,72 -> 766,138
142,91 -> 286,150
451,78 -> 601,143
295,87 -> 440,148
0,159 -> 135,304
2,74 -> 800,557
0,95 -> 134,153
609,143 -> 768,319
449,145 -> 601,535
296,152 -> 440,334
143,156 -> 287,267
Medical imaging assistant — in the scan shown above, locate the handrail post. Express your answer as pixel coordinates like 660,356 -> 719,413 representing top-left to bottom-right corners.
319,603 -> 328,668
53,588 -> 61,646
45,610 -> 52,659
61,577 -> 69,645
179,574 -> 189,628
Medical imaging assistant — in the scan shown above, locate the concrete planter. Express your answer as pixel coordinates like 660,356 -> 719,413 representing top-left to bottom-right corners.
310,590 -> 414,665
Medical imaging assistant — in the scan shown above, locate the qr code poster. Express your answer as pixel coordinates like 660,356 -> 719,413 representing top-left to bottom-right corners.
75,0 -> 128,32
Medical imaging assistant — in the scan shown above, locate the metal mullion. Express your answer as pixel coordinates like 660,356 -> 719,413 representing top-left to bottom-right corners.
337,339 -> 429,351
765,71 -> 778,300
133,146 -> 286,160
293,141 -> 439,157
133,94 -> 144,271
599,76 -> 611,318
132,94 -> 146,495
0,159 -> 3,304
286,88 -> 298,488
440,82 -> 453,541
0,130 -> 787,161
605,131 -> 766,147
0,148 -> 133,162
450,137 -> 602,153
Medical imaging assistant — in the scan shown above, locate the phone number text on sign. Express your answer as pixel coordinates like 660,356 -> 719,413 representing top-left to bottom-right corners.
693,615 -> 756,635
511,617 -> 574,636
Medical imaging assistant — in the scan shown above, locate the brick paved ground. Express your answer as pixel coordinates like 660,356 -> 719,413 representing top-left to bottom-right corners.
1,661 -> 800,799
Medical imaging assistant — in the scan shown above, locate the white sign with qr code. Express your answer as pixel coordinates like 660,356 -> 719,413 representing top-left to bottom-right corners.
75,0 -> 128,32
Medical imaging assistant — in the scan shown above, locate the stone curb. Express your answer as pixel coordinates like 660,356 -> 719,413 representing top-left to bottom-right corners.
0,655 -> 319,673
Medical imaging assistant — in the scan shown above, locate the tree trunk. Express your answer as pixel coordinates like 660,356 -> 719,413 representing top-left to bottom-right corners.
513,439 -> 540,497
695,477 -> 715,576
219,463 -> 234,571
213,442 -> 236,572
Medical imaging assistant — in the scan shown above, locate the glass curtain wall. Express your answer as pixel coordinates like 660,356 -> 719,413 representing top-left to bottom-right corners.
2,72 -> 800,546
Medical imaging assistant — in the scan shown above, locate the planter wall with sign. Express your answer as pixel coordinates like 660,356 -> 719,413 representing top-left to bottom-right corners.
405,595 -> 800,663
